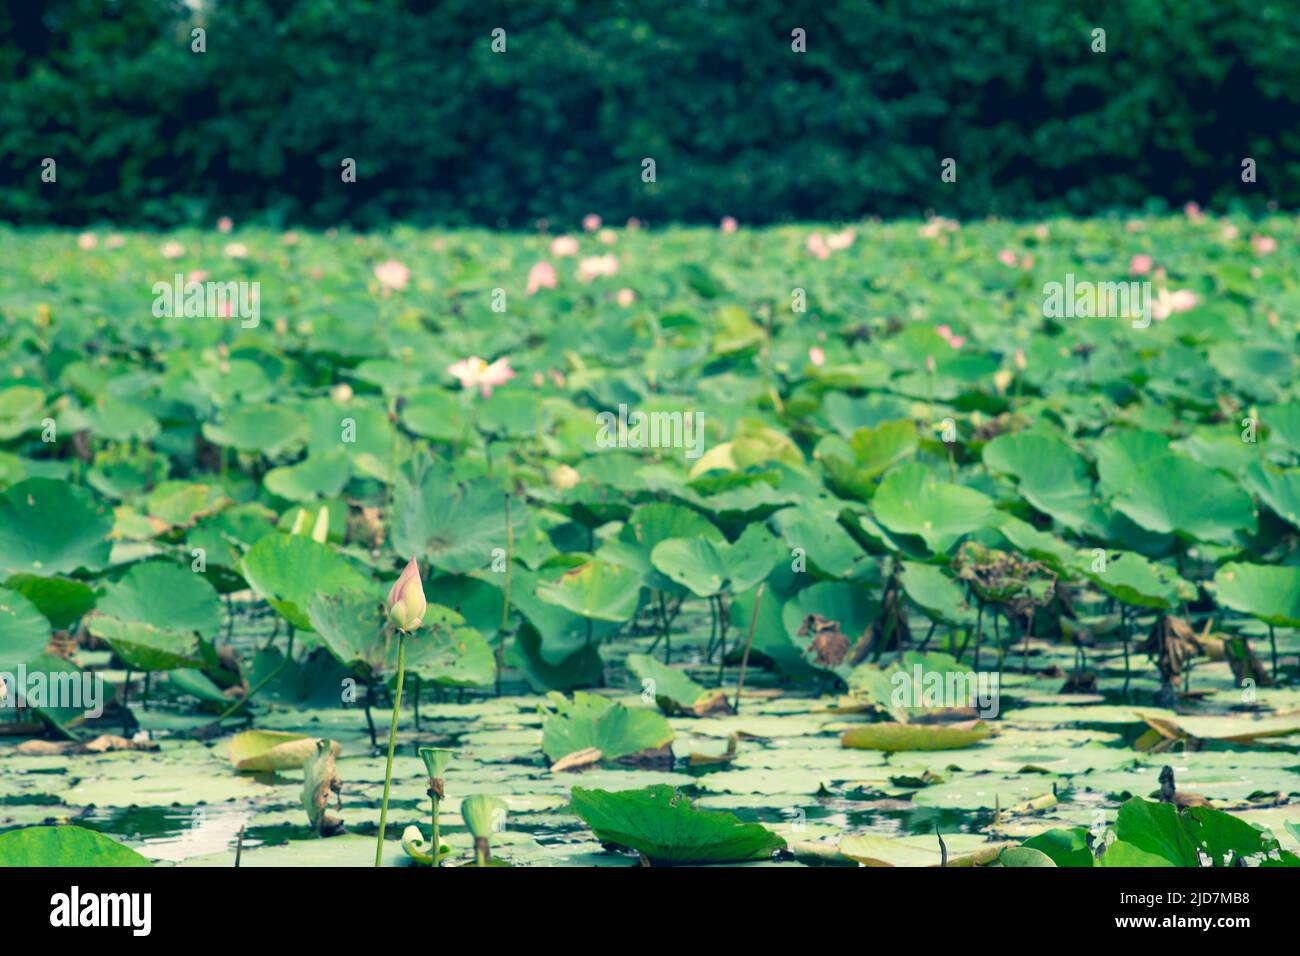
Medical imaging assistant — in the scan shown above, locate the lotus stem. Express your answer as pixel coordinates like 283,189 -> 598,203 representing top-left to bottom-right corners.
374,630 -> 407,867
208,629 -> 294,729
474,836 -> 490,866
497,492 -> 513,696
430,785 -> 442,868
121,670 -> 132,734
1122,606 -> 1132,698
734,583 -> 765,713
1269,623 -> 1277,679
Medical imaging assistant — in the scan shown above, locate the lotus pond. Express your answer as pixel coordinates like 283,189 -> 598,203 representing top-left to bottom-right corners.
1,216 -> 1299,868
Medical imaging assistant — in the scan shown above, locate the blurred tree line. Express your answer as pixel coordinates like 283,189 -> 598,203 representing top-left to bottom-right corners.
2,0 -> 1297,227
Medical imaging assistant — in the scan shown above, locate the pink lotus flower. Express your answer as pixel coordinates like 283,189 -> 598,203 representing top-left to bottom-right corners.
1221,225 -> 1240,241
282,231 -> 301,246
105,234 -> 125,249
386,557 -> 427,632
626,218 -> 642,231
616,288 -> 636,307
720,216 -> 738,234
582,214 -> 602,232
1152,288 -> 1198,321
550,235 -> 579,257
527,260 -> 558,295
1183,202 -> 1204,222
936,324 -> 966,349
997,248 -> 1018,267
77,233 -> 97,250
826,228 -> 856,251
1130,254 -> 1153,276
919,219 -> 946,239
576,254 -> 618,282
223,242 -> 249,259
598,228 -> 618,245
808,346 -> 826,367
806,233 -> 830,260
1252,234 -> 1277,255
374,259 -> 410,291
217,216 -> 233,234
160,240 -> 185,259
448,356 -> 516,397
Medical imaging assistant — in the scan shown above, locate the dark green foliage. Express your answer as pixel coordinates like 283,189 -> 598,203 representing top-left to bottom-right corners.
3,0 -> 1298,227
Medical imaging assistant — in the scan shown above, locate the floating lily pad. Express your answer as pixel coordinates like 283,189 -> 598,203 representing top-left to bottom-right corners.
842,720 -> 991,752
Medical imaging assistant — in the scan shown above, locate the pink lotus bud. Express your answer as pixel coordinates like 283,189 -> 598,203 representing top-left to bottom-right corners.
806,233 -> 830,260
997,248 -> 1018,267
217,216 -> 233,233
1252,234 -> 1277,255
576,254 -> 618,283
826,228 -> 856,251
550,235 -> 579,257
616,287 -> 636,307
582,214 -> 602,232
720,216 -> 738,234
527,260 -> 558,295
1129,254 -> 1153,276
808,346 -> 826,367
374,260 -> 410,291
387,557 -> 427,632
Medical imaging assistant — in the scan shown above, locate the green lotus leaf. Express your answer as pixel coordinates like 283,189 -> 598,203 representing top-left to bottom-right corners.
202,403 -> 307,456
0,826 -> 151,867
983,431 -> 1096,530
240,533 -> 369,630
535,559 -> 643,621
391,474 -> 522,575
1110,454 -> 1256,543
541,691 -> 674,763
86,615 -> 202,672
1212,562 -> 1300,627
0,478 -> 113,575
872,462 -> 994,554
0,385 -> 46,440
264,451 -> 351,502
2,574 -> 94,630
96,560 -> 222,636
0,585 -> 52,671
570,785 -> 784,865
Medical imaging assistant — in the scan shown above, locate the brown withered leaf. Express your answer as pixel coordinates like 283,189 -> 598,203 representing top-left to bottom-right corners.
616,742 -> 675,771
798,614 -> 850,667
45,630 -> 80,662
17,734 -> 159,756
691,689 -> 734,717
550,747 -> 604,773
1222,634 -> 1275,688
688,732 -> 740,767
1060,670 -> 1098,694
302,738 -> 345,837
